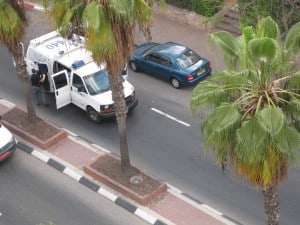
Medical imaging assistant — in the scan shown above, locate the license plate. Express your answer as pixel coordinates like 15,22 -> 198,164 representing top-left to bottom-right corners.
197,68 -> 205,76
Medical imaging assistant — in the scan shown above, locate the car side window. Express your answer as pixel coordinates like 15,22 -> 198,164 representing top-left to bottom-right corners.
72,74 -> 86,93
146,54 -> 160,64
147,54 -> 173,68
159,55 -> 173,68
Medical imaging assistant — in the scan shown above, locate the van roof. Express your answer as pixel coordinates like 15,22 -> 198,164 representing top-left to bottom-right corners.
29,31 -> 84,59
29,31 -> 106,76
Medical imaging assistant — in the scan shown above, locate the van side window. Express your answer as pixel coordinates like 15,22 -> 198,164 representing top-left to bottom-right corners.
53,62 -> 71,74
72,74 -> 86,93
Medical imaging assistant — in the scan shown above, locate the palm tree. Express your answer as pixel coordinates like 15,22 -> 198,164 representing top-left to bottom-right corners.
0,0 -> 37,121
191,17 -> 300,225
42,0 -> 152,171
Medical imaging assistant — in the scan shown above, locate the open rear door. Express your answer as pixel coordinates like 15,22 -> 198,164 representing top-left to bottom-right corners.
50,70 -> 71,109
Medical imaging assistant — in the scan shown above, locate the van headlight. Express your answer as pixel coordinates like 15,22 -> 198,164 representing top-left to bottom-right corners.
100,104 -> 114,113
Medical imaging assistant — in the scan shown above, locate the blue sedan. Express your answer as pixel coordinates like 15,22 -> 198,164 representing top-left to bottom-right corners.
129,42 -> 212,88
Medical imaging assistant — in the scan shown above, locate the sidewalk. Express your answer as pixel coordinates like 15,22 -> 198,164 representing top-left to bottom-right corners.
0,99 -> 237,225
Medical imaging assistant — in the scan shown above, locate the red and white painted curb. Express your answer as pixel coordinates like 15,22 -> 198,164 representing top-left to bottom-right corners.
24,1 -> 45,12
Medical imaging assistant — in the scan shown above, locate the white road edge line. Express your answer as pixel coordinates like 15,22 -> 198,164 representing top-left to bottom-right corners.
135,208 -> 157,224
151,107 -> 190,127
63,167 -> 83,181
98,187 -> 118,202
31,150 -> 50,163
202,204 -> 223,216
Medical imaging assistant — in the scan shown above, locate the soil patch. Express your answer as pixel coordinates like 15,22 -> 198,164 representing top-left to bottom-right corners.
90,154 -> 162,196
2,107 -> 60,141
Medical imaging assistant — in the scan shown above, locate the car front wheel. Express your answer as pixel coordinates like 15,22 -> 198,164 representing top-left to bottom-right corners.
87,107 -> 101,122
170,77 -> 181,89
129,60 -> 138,72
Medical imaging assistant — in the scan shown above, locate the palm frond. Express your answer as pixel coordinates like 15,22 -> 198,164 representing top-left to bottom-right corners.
235,117 -> 269,163
108,0 -> 130,20
272,124 -> 300,159
204,103 -> 241,133
191,82 -> 227,111
257,106 -> 284,135
284,22 -> 300,56
133,0 -> 152,30
0,2 -> 24,47
248,38 -> 279,67
288,72 -> 300,89
256,16 -> 280,40
208,31 -> 240,69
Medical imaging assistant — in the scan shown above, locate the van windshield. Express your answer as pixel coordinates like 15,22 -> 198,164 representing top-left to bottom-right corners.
83,70 -> 110,95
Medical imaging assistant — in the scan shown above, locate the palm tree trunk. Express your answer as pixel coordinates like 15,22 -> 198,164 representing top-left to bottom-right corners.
263,184 -> 280,225
12,43 -> 37,122
107,65 -> 131,171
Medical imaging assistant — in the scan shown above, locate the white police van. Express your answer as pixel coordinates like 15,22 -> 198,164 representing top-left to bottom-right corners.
25,31 -> 138,122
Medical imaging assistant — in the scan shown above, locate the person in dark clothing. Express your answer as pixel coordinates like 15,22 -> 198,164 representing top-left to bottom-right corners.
31,68 -> 48,106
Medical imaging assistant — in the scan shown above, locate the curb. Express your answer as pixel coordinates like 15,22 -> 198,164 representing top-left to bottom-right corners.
24,2 -> 45,11
16,141 -> 168,225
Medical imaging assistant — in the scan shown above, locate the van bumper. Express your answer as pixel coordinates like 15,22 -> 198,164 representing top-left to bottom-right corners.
98,98 -> 138,120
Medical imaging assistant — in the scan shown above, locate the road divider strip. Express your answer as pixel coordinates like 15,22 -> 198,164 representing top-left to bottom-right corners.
16,141 -> 168,225
151,107 -> 190,127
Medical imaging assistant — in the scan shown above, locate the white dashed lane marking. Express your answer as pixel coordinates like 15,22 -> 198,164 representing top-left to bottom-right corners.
151,107 -> 190,127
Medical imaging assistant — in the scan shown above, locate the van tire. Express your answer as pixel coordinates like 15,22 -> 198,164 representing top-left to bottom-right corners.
87,107 -> 101,122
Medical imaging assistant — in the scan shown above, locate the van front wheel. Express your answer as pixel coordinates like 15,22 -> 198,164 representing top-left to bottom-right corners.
87,107 -> 101,122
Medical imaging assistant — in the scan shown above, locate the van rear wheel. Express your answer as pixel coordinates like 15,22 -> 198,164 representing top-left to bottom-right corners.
87,107 -> 101,122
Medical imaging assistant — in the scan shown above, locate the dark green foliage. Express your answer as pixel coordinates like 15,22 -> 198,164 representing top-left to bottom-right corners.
191,0 -> 224,17
165,0 -> 225,16
165,0 -> 192,10
237,0 -> 300,34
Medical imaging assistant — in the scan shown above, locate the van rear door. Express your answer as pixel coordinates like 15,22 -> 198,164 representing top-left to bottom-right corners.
50,70 -> 71,109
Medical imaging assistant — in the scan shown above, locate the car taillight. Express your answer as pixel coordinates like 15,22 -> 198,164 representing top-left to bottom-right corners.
208,62 -> 212,69
187,74 -> 194,81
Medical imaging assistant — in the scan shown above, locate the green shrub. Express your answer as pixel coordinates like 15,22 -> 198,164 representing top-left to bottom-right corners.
237,0 -> 300,33
191,0 -> 225,17
165,0 -> 192,10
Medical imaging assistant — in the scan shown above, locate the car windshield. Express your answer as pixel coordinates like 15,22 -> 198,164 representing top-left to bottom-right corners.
175,49 -> 201,69
83,70 -> 110,95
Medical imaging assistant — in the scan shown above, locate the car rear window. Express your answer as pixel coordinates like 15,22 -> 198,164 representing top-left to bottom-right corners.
176,49 -> 201,69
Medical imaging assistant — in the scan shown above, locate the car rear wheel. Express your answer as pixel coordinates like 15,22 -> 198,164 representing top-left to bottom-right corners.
170,77 -> 181,89
87,107 -> 101,122
129,60 -> 138,72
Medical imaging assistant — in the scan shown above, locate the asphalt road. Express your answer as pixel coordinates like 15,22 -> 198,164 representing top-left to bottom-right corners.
0,8 -> 299,225
0,149 -> 149,225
